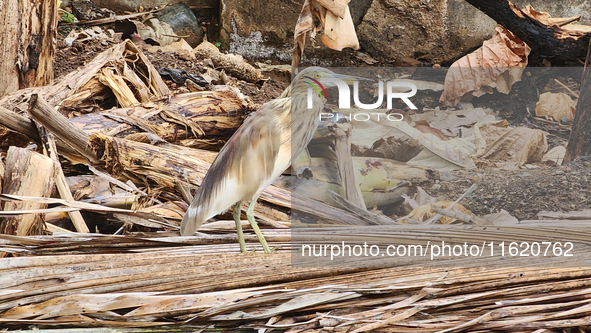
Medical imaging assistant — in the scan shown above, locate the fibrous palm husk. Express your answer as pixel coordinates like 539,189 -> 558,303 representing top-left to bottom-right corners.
0,148 -> 56,239
68,91 -> 252,151
0,40 -> 251,154
2,229 -> 591,331
193,41 -> 262,83
0,40 -> 169,114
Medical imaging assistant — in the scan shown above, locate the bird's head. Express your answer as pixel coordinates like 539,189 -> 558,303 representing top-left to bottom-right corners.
283,67 -> 371,99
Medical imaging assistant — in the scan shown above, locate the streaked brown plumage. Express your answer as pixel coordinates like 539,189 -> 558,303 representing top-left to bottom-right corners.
180,67 -> 362,252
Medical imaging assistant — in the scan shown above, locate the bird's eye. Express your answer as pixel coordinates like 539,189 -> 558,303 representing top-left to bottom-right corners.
314,73 -> 321,79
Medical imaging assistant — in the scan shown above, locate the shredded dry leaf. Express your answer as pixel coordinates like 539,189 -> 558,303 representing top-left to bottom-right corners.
400,201 -> 472,224
292,0 -> 359,69
520,5 -> 582,27
440,26 -> 531,107
478,126 -> 548,170
535,92 -> 576,122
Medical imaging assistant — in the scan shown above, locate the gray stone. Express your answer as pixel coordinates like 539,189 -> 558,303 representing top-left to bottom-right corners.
446,0 -> 496,59
357,0 -> 449,64
220,0 -> 300,62
456,102 -> 474,110
349,0 -> 374,26
156,4 -> 204,47
357,0 -> 591,65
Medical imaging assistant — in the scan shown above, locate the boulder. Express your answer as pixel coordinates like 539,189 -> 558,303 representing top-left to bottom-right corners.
156,4 -> 204,47
356,0 -> 450,64
219,0 -> 301,62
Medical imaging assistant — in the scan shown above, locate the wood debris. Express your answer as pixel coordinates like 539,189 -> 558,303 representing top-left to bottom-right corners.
1,231 -> 591,331
1,12 -> 591,331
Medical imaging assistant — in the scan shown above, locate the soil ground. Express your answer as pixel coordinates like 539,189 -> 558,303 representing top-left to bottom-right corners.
53,34 -> 590,222
427,161 -> 591,220
54,33 -> 289,105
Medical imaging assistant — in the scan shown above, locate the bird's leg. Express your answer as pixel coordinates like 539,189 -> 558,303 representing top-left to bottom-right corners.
233,201 -> 247,253
246,199 -> 271,253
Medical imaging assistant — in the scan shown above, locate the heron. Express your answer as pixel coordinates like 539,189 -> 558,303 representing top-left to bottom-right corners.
180,67 -> 367,253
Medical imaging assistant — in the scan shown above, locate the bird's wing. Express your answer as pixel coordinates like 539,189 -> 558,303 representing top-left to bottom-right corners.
180,98 -> 291,235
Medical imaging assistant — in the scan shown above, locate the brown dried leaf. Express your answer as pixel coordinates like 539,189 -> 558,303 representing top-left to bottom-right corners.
520,5 -> 581,27
401,201 -> 471,224
140,201 -> 184,219
292,0 -> 315,69
321,5 -> 360,51
542,145 -> 566,166
292,1 -> 359,69
315,0 -> 348,19
440,26 -> 530,106
479,126 -> 548,170
535,92 -> 576,122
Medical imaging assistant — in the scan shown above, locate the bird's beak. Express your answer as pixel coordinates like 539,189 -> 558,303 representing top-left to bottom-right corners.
329,73 -> 373,85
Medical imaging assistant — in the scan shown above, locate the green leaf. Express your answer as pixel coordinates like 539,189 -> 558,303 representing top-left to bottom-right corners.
61,12 -> 76,23
214,42 -> 221,47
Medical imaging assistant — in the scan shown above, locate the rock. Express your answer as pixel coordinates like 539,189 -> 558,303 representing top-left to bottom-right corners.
156,4 -> 204,47
219,0 -> 351,64
355,0 -> 495,64
357,0 -> 449,64
220,0 -> 300,62
349,0 -> 374,25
